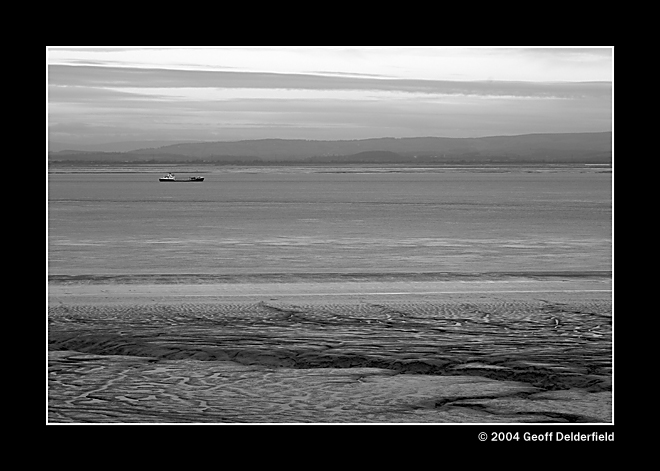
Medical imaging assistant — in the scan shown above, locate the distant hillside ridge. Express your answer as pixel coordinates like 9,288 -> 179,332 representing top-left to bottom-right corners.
49,132 -> 612,164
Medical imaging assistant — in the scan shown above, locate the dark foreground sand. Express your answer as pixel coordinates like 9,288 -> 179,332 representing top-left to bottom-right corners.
48,277 -> 612,423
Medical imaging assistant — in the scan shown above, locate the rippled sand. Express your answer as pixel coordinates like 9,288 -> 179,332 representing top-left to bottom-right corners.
48,278 -> 612,423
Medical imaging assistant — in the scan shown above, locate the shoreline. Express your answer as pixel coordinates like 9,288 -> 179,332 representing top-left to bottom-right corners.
48,276 -> 611,306
48,270 -> 612,285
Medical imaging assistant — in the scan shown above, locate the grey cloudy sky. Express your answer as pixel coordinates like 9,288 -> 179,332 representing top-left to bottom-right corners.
47,47 -> 613,147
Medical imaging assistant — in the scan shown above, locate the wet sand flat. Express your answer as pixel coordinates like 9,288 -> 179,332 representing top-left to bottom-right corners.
48,277 -> 612,423
48,272 -> 611,303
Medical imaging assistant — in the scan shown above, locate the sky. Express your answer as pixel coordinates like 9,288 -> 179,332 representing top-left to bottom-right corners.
47,47 -> 613,149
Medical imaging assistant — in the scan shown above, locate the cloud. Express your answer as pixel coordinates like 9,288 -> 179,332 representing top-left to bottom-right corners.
48,64 -> 611,100
47,60 -> 612,144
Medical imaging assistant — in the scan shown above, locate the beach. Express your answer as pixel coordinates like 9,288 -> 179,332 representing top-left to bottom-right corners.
48,274 -> 611,423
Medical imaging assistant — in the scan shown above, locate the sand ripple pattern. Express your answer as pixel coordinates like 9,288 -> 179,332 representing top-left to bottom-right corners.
49,299 -> 611,423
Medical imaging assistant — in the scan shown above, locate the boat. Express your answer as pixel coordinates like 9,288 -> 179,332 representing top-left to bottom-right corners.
159,173 -> 175,181
159,173 -> 204,182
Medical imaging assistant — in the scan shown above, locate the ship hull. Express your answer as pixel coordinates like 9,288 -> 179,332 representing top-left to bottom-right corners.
159,178 -> 204,182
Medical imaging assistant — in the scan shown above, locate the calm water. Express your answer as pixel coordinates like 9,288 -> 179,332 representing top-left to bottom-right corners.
48,168 -> 612,276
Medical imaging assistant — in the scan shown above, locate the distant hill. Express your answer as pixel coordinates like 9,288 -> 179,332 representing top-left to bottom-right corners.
48,139 -> 202,153
48,132 -> 612,164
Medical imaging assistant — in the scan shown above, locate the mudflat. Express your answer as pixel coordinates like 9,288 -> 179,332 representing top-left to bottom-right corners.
48,276 -> 612,423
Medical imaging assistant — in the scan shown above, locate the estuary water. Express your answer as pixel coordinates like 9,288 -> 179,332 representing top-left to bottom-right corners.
47,167 -> 612,277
